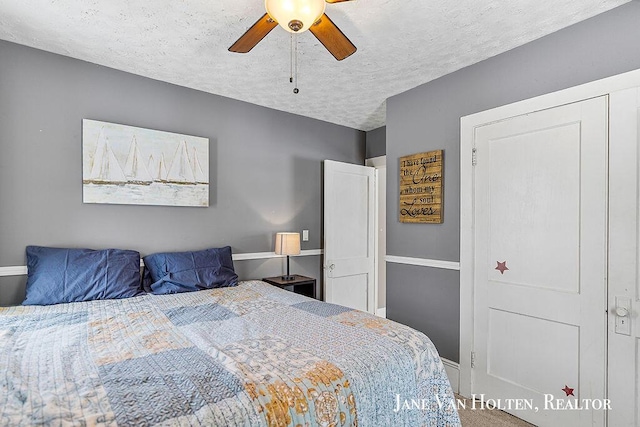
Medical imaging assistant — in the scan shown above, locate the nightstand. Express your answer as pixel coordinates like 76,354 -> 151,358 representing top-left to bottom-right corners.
262,274 -> 317,300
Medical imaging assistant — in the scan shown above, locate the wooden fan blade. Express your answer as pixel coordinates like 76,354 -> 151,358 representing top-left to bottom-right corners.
229,13 -> 277,53
309,13 -> 356,61
325,0 -> 355,3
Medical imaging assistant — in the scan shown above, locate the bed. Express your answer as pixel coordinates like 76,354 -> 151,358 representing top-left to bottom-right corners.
0,247 -> 460,426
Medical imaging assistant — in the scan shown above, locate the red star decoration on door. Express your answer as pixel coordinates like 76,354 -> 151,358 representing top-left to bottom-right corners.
562,385 -> 574,396
495,261 -> 509,274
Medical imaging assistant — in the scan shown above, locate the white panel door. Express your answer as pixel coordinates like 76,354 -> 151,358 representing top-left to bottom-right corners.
473,97 -> 608,426
324,160 -> 375,313
608,87 -> 640,426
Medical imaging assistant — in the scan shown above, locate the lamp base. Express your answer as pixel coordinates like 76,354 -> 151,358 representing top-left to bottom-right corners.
281,255 -> 296,281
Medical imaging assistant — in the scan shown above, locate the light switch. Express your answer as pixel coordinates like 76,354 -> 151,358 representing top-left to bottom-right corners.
302,230 -> 309,241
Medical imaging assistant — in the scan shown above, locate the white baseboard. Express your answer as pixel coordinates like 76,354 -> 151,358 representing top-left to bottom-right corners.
375,307 -> 386,318
441,357 -> 460,394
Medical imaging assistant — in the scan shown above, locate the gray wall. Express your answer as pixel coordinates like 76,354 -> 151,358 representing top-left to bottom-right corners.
386,1 -> 640,362
0,40 -> 365,305
365,126 -> 386,158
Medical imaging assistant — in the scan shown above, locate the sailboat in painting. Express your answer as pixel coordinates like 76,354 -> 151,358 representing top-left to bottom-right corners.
166,140 -> 196,184
192,147 -> 207,184
84,128 -> 127,185
123,135 -> 153,185
148,153 -> 168,183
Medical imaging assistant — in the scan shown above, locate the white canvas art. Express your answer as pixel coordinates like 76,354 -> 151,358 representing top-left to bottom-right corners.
82,119 -> 209,207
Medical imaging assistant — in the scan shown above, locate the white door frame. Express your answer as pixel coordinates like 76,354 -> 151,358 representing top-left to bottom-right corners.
607,87 -> 640,426
459,68 -> 640,398
366,155 -> 387,318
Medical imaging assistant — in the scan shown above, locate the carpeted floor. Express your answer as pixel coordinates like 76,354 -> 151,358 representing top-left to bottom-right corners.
455,395 -> 536,426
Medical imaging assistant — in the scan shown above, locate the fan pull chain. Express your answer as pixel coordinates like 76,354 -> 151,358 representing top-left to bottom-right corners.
290,32 -> 293,84
288,33 -> 300,94
293,34 -> 300,93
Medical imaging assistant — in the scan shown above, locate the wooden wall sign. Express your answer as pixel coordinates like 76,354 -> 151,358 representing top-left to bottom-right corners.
399,150 -> 443,223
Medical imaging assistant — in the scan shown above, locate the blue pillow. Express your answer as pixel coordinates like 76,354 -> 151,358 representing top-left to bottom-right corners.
23,246 -> 143,306
143,246 -> 238,295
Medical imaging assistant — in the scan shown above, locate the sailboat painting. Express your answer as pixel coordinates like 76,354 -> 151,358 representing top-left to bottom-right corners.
82,119 -> 209,207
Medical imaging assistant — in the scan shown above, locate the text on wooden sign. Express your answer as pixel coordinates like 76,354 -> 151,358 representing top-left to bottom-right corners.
399,150 -> 444,223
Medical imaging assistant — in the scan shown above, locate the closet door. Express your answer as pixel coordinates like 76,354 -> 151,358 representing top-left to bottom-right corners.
608,87 -> 640,427
472,97 -> 608,426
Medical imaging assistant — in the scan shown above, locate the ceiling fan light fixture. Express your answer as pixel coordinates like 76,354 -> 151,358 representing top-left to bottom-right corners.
265,0 -> 326,33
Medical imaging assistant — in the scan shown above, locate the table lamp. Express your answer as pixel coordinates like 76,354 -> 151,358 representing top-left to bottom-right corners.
275,232 -> 301,280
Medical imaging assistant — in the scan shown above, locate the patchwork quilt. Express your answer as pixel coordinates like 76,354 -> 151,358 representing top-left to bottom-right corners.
0,280 -> 460,426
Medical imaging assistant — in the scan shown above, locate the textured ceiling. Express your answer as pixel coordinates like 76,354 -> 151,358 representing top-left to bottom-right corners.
0,0 -> 630,131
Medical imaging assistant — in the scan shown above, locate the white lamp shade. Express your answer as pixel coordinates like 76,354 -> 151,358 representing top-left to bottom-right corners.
275,232 -> 301,255
265,0 -> 326,33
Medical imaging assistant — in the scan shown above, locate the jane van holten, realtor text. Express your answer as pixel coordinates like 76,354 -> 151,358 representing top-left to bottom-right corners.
394,394 -> 612,413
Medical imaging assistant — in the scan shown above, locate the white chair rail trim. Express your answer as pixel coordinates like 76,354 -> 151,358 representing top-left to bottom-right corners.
0,266 -> 28,277
0,249 -> 324,277
385,255 -> 460,271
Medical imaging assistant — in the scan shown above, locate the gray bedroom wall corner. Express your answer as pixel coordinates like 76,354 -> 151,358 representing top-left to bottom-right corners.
385,1 -> 640,363
365,126 -> 386,159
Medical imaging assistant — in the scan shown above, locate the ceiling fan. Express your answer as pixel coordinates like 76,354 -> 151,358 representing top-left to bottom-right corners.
229,0 -> 357,61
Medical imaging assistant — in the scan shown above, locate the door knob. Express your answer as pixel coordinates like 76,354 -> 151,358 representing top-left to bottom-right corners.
328,263 -> 335,271
614,296 -> 632,336
615,306 -> 629,317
